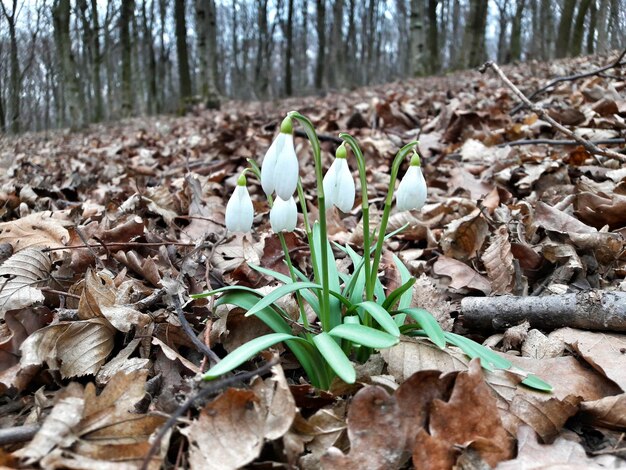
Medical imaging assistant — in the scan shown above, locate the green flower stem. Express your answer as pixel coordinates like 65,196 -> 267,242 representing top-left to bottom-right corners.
369,141 -> 419,290
289,111 -> 331,332
339,133 -> 372,302
278,231 -> 310,332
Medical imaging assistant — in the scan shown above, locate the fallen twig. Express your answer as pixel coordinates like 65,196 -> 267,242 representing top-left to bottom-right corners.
480,61 -> 626,163
0,424 -> 40,446
140,358 -> 279,470
510,48 -> 626,115
461,290 -> 626,332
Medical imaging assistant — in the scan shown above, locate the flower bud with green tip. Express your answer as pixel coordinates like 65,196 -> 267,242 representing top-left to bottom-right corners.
261,116 -> 299,200
270,196 -> 297,232
225,173 -> 254,232
323,144 -> 355,213
396,151 -> 427,212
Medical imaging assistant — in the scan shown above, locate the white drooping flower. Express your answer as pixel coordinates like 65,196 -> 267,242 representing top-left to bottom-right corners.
270,196 -> 297,232
323,145 -> 355,213
261,117 -> 299,200
396,152 -> 427,212
225,174 -> 254,232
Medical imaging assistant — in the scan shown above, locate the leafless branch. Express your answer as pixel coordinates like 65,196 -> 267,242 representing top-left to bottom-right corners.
510,48 -> 626,115
498,137 -> 626,148
480,61 -> 626,163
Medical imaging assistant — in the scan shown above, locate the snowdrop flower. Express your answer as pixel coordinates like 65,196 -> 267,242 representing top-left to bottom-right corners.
396,152 -> 427,212
270,196 -> 297,232
261,116 -> 299,200
323,144 -> 355,213
225,173 -> 254,232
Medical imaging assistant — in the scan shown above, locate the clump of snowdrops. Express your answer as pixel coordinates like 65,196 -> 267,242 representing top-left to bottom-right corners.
193,112 -> 551,392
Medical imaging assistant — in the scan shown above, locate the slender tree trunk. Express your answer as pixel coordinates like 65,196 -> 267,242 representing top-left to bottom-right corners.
449,0 -> 461,67
328,0 -> 344,88
410,0 -> 426,76
285,0 -> 294,95
495,0 -> 509,63
427,0 -> 439,73
89,0 -> 103,121
301,0 -> 309,89
570,0 -> 592,56
175,0 -> 192,109
141,0 -> 158,114
52,0 -> 83,129
595,0 -> 609,52
508,0 -> 525,62
119,0 -> 134,116
254,0 -> 269,97
586,0 -> 597,54
158,0 -> 168,112
555,0 -> 577,58
463,0 -> 489,68
314,0 -> 326,90
0,1 -> 21,133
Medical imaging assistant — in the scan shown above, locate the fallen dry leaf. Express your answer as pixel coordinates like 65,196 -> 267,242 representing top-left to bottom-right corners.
482,225 -> 516,295
0,248 -> 51,317
433,255 -> 491,294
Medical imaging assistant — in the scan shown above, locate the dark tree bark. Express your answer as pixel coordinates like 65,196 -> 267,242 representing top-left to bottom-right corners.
508,0 -> 525,62
494,0 -> 509,63
410,0 -> 426,76
427,0 -> 439,73
120,0 -> 134,116
586,0 -> 597,54
463,0 -> 489,68
254,0 -> 269,97
0,0 -> 21,133
570,0 -> 592,56
52,0 -> 83,129
314,0 -> 326,90
175,0 -> 192,109
284,0 -> 294,95
555,0 -> 576,58
141,0 -> 158,114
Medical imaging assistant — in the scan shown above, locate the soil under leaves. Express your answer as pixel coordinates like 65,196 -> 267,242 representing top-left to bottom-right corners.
0,52 -> 625,469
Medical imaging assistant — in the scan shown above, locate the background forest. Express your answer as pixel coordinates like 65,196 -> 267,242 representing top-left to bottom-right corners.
0,0 -> 624,134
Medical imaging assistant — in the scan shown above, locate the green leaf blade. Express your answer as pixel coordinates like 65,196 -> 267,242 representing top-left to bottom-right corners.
313,332 -> 356,384
401,308 -> 446,349
329,324 -> 399,349
355,301 -> 400,336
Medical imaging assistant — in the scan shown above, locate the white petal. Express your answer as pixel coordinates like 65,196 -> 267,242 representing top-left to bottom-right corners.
334,159 -> 355,212
225,185 -> 254,232
274,134 -> 299,200
270,196 -> 297,232
261,133 -> 286,195
323,158 -> 355,212
396,166 -> 427,212
322,159 -> 338,208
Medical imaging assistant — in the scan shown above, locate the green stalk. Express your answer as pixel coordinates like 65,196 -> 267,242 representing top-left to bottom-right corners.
339,133 -> 372,302
289,111 -> 331,332
369,141 -> 419,290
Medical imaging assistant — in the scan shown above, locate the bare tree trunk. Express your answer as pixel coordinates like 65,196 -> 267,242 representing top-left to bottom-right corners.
314,0 -> 326,90
495,0 -> 509,63
508,0 -> 525,62
0,0 -> 21,133
586,0 -> 597,54
285,0 -> 294,95
448,0 -> 461,67
90,0 -> 103,121
427,0 -> 439,73
595,0 -> 609,53
52,0 -> 83,129
141,0 -> 158,114
410,0 -> 426,76
196,0 -> 220,108
328,0 -> 344,88
463,0 -> 489,68
254,0 -> 269,97
206,0 -> 220,107
555,0 -> 577,58
120,0 -> 134,116
175,0 -> 192,109
301,0 -> 309,89
158,0 -> 168,112
607,0 -> 621,50
570,0 -> 592,56
539,0 -> 554,59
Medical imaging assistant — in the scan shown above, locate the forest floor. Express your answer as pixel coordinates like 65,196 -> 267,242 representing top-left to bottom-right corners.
0,51 -> 625,469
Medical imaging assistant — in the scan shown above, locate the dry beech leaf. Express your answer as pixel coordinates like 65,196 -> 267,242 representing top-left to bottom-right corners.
580,394 -> 626,430
575,191 -> 626,230
20,317 -> 115,378
182,363 -> 296,470
381,338 -> 619,442
495,426 -> 612,470
410,275 -> 454,331
14,382 -> 85,464
0,248 -> 51,318
433,255 -> 491,294
481,226 -> 515,295
534,201 -> 596,234
413,360 -> 514,470
440,211 -> 489,261
551,328 -> 626,391
0,211 -> 71,254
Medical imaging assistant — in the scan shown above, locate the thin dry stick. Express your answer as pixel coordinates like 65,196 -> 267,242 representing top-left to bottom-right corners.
510,48 -> 626,115
139,358 -> 279,470
480,61 -> 626,163
499,137 -> 626,148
